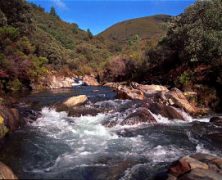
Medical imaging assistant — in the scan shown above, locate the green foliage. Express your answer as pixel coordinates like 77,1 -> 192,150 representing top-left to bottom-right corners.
0,0 -> 113,91
7,79 -> 22,91
16,36 -> 35,54
49,6 -> 59,19
87,29 -> 93,39
0,26 -> 19,41
72,23 -> 79,34
161,0 -> 222,64
0,0 -> 33,34
178,72 -> 191,86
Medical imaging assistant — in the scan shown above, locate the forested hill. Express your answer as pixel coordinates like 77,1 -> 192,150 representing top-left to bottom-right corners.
0,0 -> 111,91
99,15 -> 171,43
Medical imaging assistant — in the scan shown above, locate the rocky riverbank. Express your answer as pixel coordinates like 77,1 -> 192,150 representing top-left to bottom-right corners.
104,82 -> 210,116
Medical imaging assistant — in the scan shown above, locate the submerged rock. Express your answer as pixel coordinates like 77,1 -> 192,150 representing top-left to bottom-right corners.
165,153 -> 222,180
210,116 -> 222,126
67,106 -> 101,117
83,75 -> 100,86
0,162 -> 17,179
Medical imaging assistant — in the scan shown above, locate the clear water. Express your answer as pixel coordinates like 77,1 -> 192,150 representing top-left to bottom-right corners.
0,86 -> 221,179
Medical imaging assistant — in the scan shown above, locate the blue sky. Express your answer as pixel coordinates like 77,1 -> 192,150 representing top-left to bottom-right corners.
28,0 -> 195,34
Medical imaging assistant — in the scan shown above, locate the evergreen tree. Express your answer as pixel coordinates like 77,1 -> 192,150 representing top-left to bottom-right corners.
87,29 -> 93,39
49,6 -> 59,19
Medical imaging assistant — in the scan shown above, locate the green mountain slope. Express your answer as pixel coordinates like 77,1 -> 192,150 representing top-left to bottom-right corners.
99,15 -> 171,43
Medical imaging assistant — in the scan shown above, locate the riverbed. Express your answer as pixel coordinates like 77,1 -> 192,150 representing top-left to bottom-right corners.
0,86 -> 221,179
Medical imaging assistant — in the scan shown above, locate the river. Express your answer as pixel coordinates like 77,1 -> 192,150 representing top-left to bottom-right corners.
0,86 -> 221,179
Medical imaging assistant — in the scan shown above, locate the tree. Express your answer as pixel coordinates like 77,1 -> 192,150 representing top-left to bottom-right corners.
49,6 -> 59,19
87,29 -> 93,39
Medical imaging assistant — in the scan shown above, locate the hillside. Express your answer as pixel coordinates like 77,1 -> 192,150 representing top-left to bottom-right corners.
0,0 -> 112,91
99,15 -> 171,43
30,4 -> 112,73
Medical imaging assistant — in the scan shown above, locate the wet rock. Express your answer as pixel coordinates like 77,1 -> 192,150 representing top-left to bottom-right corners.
63,95 -> 88,108
0,162 -> 17,179
166,153 -> 222,180
83,75 -> 100,86
103,107 -> 156,128
210,117 -> 222,126
168,157 -> 191,177
148,103 -> 185,120
19,109 -> 40,124
117,85 -> 144,100
67,106 -> 101,117
104,82 -> 205,115
120,107 -> 156,126
165,88 -> 197,115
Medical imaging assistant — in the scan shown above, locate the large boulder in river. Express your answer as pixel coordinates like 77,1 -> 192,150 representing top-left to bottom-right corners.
121,107 -> 156,125
63,95 -> 88,108
163,153 -> 222,180
148,103 -> 185,120
165,88 -> 197,115
0,162 -> 17,179
56,95 -> 88,115
103,107 -> 156,127
83,75 -> 100,86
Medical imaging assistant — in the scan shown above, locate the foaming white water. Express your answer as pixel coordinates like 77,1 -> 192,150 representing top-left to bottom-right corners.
151,113 -> 172,124
145,145 -> 184,163
72,80 -> 83,86
151,108 -> 210,124
33,107 -> 117,142
186,131 -> 211,154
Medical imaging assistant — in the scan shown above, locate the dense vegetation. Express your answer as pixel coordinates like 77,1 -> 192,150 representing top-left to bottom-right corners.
0,0 -> 113,91
141,0 -> 222,110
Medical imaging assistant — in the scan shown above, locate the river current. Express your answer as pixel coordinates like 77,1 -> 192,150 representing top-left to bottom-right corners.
0,86 -> 221,179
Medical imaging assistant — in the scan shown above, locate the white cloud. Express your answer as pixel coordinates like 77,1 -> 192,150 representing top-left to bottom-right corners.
51,0 -> 67,9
